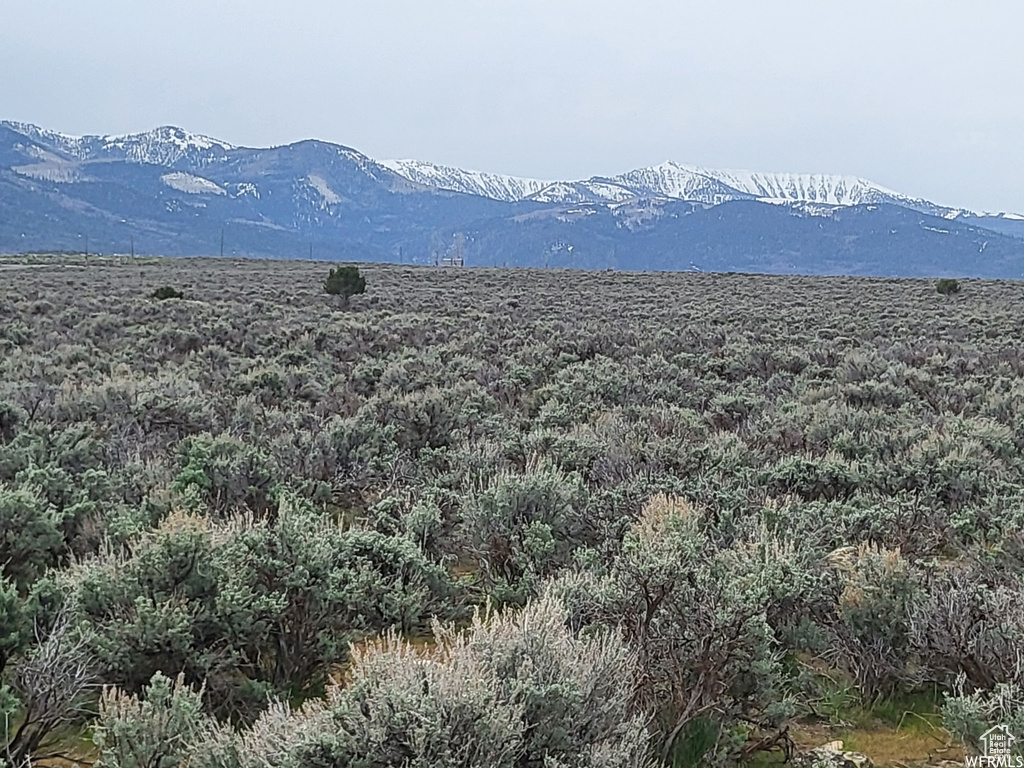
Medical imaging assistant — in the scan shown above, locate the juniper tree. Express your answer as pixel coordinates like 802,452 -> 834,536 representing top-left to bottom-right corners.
323,265 -> 366,308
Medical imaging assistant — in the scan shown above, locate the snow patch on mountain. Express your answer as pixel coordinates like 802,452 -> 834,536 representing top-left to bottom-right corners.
2,121 -> 90,158
232,182 -> 260,199
380,157 -> 914,210
318,144 -> 400,185
603,161 -> 921,208
11,145 -> 84,183
952,210 -> 1024,223
612,198 -> 671,230
13,162 -> 83,183
14,143 -> 67,164
306,174 -> 341,204
161,172 -> 226,195
705,169 -> 897,206
943,209 -> 1024,239
788,202 -> 844,218
528,181 -> 637,204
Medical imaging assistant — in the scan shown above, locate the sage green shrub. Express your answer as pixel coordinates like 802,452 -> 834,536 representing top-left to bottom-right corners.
95,672 -> 212,768
824,543 -> 924,699
943,680 -> 1024,758
171,434 -> 279,517
98,597 -> 654,768
5,260 -> 1024,763
547,495 -> 809,763
460,464 -> 588,604
73,496 -> 454,714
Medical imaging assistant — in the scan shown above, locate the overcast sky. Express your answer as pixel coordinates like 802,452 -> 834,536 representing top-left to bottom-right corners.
2,0 -> 1022,212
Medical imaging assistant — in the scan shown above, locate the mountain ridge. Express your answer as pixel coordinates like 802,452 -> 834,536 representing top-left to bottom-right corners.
2,119 -> 1024,278
6,120 -> 1021,218
381,156 -> 987,221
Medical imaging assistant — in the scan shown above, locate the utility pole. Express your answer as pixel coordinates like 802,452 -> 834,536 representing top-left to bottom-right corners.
220,229 -> 225,258
130,235 -> 135,259
84,235 -> 88,258
309,242 -> 313,261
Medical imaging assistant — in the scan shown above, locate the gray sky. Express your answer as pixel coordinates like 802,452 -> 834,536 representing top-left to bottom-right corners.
3,0 -> 1022,212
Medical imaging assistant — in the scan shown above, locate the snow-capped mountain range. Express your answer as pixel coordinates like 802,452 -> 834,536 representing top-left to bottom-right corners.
2,120 -> 1023,277
382,157 -> 916,208
382,157 -> 1014,224
5,120 -> 1019,220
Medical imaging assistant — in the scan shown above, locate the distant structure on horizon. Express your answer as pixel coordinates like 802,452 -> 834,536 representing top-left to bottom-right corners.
439,233 -> 465,267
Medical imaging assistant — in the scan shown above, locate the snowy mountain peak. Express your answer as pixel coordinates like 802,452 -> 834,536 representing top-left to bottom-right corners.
90,125 -> 235,167
101,125 -> 234,154
1,120 -> 90,157
381,158 -> 550,202
608,162 -> 749,204
1,121 -> 235,168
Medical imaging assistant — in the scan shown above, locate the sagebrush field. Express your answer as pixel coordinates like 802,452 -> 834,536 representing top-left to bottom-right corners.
1,256 -> 1022,768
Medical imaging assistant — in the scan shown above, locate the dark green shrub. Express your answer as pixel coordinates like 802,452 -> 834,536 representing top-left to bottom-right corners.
0,576 -> 27,674
0,484 -> 63,591
75,512 -> 272,715
936,278 -> 961,296
171,434 -> 279,517
0,402 -> 25,443
150,286 -> 185,301
323,265 -> 366,306
763,454 -> 861,502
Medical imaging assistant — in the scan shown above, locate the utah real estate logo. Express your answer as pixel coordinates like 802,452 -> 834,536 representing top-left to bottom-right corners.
966,725 -> 1022,767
